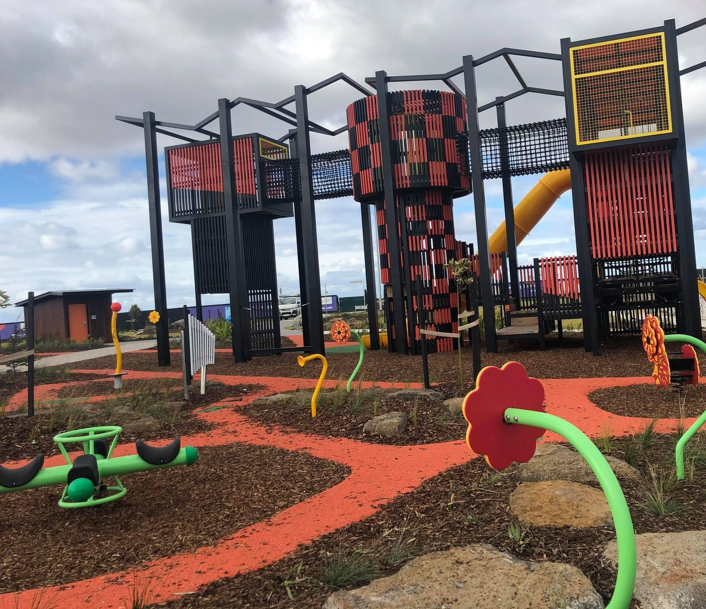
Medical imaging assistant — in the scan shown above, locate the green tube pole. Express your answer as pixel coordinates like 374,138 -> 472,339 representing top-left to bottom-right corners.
504,408 -> 636,609
346,331 -> 365,393
664,335 -> 706,480
0,447 -> 198,494
676,410 -> 706,480
664,334 -> 706,354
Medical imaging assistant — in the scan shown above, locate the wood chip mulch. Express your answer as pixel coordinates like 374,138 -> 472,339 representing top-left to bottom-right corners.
71,334 -> 703,385
240,388 -> 466,445
0,443 -> 350,595
157,433 -> 706,609
589,383 -> 706,419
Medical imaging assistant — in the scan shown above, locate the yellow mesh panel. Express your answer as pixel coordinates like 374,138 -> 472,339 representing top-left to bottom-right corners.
259,137 -> 289,160
571,33 -> 671,145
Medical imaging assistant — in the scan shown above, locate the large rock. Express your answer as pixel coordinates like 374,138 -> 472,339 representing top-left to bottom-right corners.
603,531 -> 706,609
517,444 -> 637,484
323,545 -> 603,609
444,397 -> 464,415
510,481 -> 612,528
363,412 -> 407,437
121,416 -> 161,435
388,388 -> 443,401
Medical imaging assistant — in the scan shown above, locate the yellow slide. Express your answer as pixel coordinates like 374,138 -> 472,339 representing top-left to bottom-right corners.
488,169 -> 572,255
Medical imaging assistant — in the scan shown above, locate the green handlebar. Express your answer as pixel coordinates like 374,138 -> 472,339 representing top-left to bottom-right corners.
504,408 -> 636,609
664,335 -> 706,480
346,331 -> 365,393
664,334 -> 706,353
0,447 -> 198,494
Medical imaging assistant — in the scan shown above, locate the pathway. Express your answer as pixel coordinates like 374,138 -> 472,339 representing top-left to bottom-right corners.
0,340 -> 156,374
0,369 -> 688,608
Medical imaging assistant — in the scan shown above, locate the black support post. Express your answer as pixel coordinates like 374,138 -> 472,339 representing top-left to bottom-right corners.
463,56 -> 497,352
497,99 -> 520,310
361,203 -> 380,350
218,98 -> 250,363
416,275 -> 430,389
143,111 -> 170,366
665,20 -> 701,338
294,85 -> 325,355
560,38 -> 600,355
190,226 -> 203,321
375,71 -> 408,355
27,291 -> 34,418
288,132 -> 310,347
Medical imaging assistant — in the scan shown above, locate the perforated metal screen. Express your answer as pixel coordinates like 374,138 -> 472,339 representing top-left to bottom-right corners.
570,33 -> 672,145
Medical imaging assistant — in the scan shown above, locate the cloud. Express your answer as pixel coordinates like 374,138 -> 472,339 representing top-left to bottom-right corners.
2,1 -> 706,320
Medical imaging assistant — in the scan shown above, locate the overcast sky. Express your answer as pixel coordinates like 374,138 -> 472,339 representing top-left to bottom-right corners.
1,0 -> 706,322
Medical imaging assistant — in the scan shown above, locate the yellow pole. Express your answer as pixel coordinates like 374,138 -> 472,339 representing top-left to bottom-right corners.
298,354 -> 328,417
110,302 -> 122,376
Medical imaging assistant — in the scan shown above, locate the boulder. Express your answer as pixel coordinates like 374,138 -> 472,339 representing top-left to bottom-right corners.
603,531 -> 706,609
323,545 -> 603,609
389,388 -> 443,401
517,444 -> 637,484
510,481 -> 612,528
444,397 -> 464,415
163,401 -> 186,413
363,412 -> 407,437
121,416 -> 161,435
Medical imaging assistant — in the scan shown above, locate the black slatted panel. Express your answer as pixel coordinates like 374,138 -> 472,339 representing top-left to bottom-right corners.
192,216 -> 229,294
242,215 -> 279,352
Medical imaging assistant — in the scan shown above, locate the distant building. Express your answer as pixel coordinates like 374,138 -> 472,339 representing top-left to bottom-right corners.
16,289 -> 133,343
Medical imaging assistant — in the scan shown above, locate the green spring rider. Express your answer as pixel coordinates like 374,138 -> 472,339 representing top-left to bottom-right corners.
0,426 -> 198,508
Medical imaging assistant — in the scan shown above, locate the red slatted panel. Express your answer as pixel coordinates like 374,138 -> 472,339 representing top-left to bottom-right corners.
541,256 -> 580,299
584,144 -> 676,260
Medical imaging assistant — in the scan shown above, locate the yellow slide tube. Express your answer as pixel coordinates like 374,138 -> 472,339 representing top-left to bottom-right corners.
488,169 -> 572,255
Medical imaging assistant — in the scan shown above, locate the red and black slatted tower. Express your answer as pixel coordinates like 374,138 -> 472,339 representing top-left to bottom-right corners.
346,90 -> 471,353
562,21 -> 701,353
165,134 -> 292,356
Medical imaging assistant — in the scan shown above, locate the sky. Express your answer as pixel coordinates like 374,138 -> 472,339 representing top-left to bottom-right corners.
1,0 -> 706,322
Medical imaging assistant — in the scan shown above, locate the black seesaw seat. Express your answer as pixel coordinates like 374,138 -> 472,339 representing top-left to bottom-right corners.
0,454 -> 45,488
136,437 -> 181,465
67,454 -> 100,486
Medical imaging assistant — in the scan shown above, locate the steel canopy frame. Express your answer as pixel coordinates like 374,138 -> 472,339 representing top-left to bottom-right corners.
366,46 -> 564,353
117,72 -> 377,362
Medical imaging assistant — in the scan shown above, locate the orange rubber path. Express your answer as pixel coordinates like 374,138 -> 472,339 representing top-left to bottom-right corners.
0,371 -> 694,608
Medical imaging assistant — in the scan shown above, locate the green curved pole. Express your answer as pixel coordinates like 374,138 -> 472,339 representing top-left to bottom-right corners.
664,335 -> 706,480
664,334 -> 706,354
504,408 -> 636,609
346,331 -> 365,393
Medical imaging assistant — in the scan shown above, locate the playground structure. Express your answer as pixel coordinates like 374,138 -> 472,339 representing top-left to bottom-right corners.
118,18 -> 706,364
0,427 -> 198,508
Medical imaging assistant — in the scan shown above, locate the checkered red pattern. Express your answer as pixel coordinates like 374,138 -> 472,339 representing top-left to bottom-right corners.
349,90 -> 471,354
347,90 -> 471,201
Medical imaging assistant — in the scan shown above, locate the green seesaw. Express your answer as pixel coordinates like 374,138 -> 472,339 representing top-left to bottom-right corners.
0,426 -> 198,508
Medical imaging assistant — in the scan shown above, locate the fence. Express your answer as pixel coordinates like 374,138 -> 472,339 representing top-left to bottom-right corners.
182,309 -> 216,397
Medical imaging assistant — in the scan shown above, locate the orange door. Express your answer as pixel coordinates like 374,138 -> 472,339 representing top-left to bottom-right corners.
68,304 -> 89,342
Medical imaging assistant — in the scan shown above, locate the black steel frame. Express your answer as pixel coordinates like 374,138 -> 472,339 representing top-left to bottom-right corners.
118,17 -> 705,362
117,72 -> 378,362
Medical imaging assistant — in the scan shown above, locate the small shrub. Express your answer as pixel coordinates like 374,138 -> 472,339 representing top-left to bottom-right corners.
321,550 -> 377,590
281,561 -> 309,600
507,522 -> 528,554
635,418 -> 658,450
382,518 -> 417,566
642,464 -> 684,516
